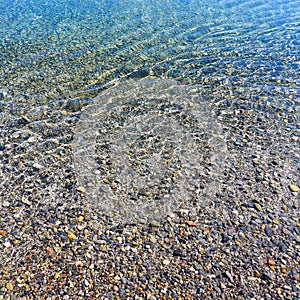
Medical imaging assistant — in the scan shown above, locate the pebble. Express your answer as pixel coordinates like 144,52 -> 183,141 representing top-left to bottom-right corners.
265,225 -> 273,236
6,282 -> 13,291
289,184 -> 299,192
268,259 -> 276,266
67,232 -> 77,240
173,249 -> 185,257
150,220 -> 160,227
2,201 -> 10,207
186,220 -> 198,227
76,186 -> 86,193
0,70 -> 299,300
254,203 -> 263,212
293,273 -> 300,281
0,89 -> 8,99
32,162 -> 43,169
225,271 -> 234,283
103,178 -> 110,184
220,283 -> 226,289
162,259 -> 170,266
78,216 -> 84,222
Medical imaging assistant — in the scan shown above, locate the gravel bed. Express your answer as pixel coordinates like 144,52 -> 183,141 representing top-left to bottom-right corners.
0,77 -> 299,300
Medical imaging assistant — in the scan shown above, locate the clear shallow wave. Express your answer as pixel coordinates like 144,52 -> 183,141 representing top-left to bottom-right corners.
0,0 -> 299,105
0,0 -> 299,223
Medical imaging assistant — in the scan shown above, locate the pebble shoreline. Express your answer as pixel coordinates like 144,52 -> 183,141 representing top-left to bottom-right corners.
1,0 -> 299,298
0,78 -> 299,299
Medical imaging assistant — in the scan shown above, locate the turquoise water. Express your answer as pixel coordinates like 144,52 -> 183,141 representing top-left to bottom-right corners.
0,0 -> 299,106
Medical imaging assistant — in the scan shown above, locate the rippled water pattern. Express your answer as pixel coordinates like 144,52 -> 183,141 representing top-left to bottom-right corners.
0,0 -> 299,105
0,0 -> 299,221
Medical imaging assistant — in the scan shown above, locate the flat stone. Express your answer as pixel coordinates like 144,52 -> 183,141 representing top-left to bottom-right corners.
220,283 -> 226,289
67,232 -> 77,240
162,259 -> 170,266
76,186 -> 86,193
268,259 -> 275,266
261,272 -> 274,281
254,203 -> 263,212
2,201 -> 10,207
6,282 -> 13,290
173,249 -> 185,257
150,220 -> 160,227
289,184 -> 299,192
33,163 -> 43,169
265,225 -> 273,236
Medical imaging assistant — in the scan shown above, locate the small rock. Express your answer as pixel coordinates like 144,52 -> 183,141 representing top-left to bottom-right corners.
173,249 -> 185,257
21,198 -> 31,206
224,271 -> 234,283
254,203 -> 263,212
113,285 -> 119,291
289,184 -> 299,192
138,189 -> 147,196
103,178 -> 110,184
150,220 -> 160,227
252,159 -> 260,165
67,232 -> 77,240
6,282 -> 13,291
221,234 -> 230,243
2,201 -> 10,207
33,163 -> 43,170
4,241 -> 11,247
75,261 -> 83,267
268,259 -> 275,266
248,277 -> 258,281
0,230 -> 7,236
220,283 -> 226,289
186,220 -> 198,227
78,216 -> 84,222
76,186 -> 86,193
0,89 -> 8,100
265,225 -> 273,236
293,273 -> 300,281
261,272 -> 274,281
116,236 -> 123,243
162,259 -> 170,266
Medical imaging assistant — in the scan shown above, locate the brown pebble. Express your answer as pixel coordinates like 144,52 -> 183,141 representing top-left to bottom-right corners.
103,178 -> 110,184
293,273 -> 300,281
268,259 -> 275,266
6,282 -> 13,291
186,220 -> 198,227
46,248 -> 54,255
67,232 -> 77,240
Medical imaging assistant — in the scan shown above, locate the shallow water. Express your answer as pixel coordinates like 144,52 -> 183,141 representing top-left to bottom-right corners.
0,0 -> 299,220
0,0 -> 299,103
